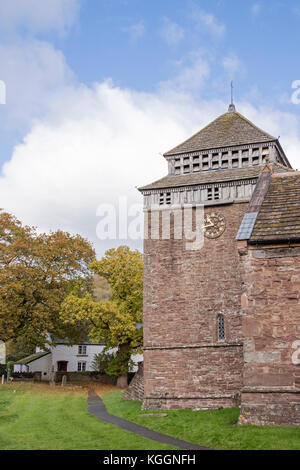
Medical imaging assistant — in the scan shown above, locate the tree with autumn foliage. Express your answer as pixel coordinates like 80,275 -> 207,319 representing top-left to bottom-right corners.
0,210 -> 95,347
61,246 -> 143,387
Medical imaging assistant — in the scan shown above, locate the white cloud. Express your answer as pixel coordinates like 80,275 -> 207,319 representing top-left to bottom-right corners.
0,0 -> 79,34
122,20 -> 145,42
0,82 -> 210,254
159,17 -> 184,46
191,7 -> 225,36
0,40 -> 75,131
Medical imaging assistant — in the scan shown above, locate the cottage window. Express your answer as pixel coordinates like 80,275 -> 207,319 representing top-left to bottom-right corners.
217,314 -> 225,341
78,362 -> 86,372
78,345 -> 87,355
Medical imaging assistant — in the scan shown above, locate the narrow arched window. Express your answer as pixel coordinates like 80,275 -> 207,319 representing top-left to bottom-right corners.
217,314 -> 225,341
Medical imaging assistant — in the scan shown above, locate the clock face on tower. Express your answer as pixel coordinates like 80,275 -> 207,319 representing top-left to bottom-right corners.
202,212 -> 226,239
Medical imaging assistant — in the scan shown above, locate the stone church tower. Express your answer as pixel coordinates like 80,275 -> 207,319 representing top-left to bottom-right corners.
139,104 -> 291,410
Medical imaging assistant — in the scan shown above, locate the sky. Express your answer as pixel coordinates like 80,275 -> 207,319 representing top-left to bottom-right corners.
0,0 -> 300,256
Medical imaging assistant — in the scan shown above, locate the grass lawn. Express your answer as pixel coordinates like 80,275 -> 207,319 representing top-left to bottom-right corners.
103,391 -> 300,451
0,383 -> 176,450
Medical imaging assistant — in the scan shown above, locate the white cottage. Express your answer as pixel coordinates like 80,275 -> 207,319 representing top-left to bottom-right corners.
14,341 -> 142,381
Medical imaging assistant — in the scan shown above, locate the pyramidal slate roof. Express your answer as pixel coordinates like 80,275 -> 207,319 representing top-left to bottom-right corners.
164,110 -> 277,156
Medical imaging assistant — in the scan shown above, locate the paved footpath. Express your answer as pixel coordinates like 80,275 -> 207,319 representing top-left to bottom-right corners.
87,390 -> 210,451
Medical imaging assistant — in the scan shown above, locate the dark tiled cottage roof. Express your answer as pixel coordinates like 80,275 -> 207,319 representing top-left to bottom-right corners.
250,172 -> 300,242
139,164 -> 288,192
164,111 -> 277,156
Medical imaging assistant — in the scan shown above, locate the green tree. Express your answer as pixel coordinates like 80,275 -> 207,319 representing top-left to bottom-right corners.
61,246 -> 143,387
91,350 -> 135,377
5,336 -> 35,363
0,210 -> 95,347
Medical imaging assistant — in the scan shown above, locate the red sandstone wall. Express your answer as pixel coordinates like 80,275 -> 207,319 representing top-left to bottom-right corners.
143,203 -> 247,410
238,244 -> 300,426
123,363 -> 144,402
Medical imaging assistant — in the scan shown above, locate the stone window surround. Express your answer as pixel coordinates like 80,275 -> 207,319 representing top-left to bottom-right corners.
213,313 -> 231,344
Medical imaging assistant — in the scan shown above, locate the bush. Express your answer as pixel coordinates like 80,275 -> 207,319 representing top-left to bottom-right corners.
92,350 -> 134,377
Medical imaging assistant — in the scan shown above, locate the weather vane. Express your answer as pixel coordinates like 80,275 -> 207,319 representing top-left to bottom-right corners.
228,78 -> 236,112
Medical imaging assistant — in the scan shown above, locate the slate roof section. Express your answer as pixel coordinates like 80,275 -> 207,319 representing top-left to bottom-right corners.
164,111 -> 277,156
139,164 -> 288,192
249,172 -> 300,242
